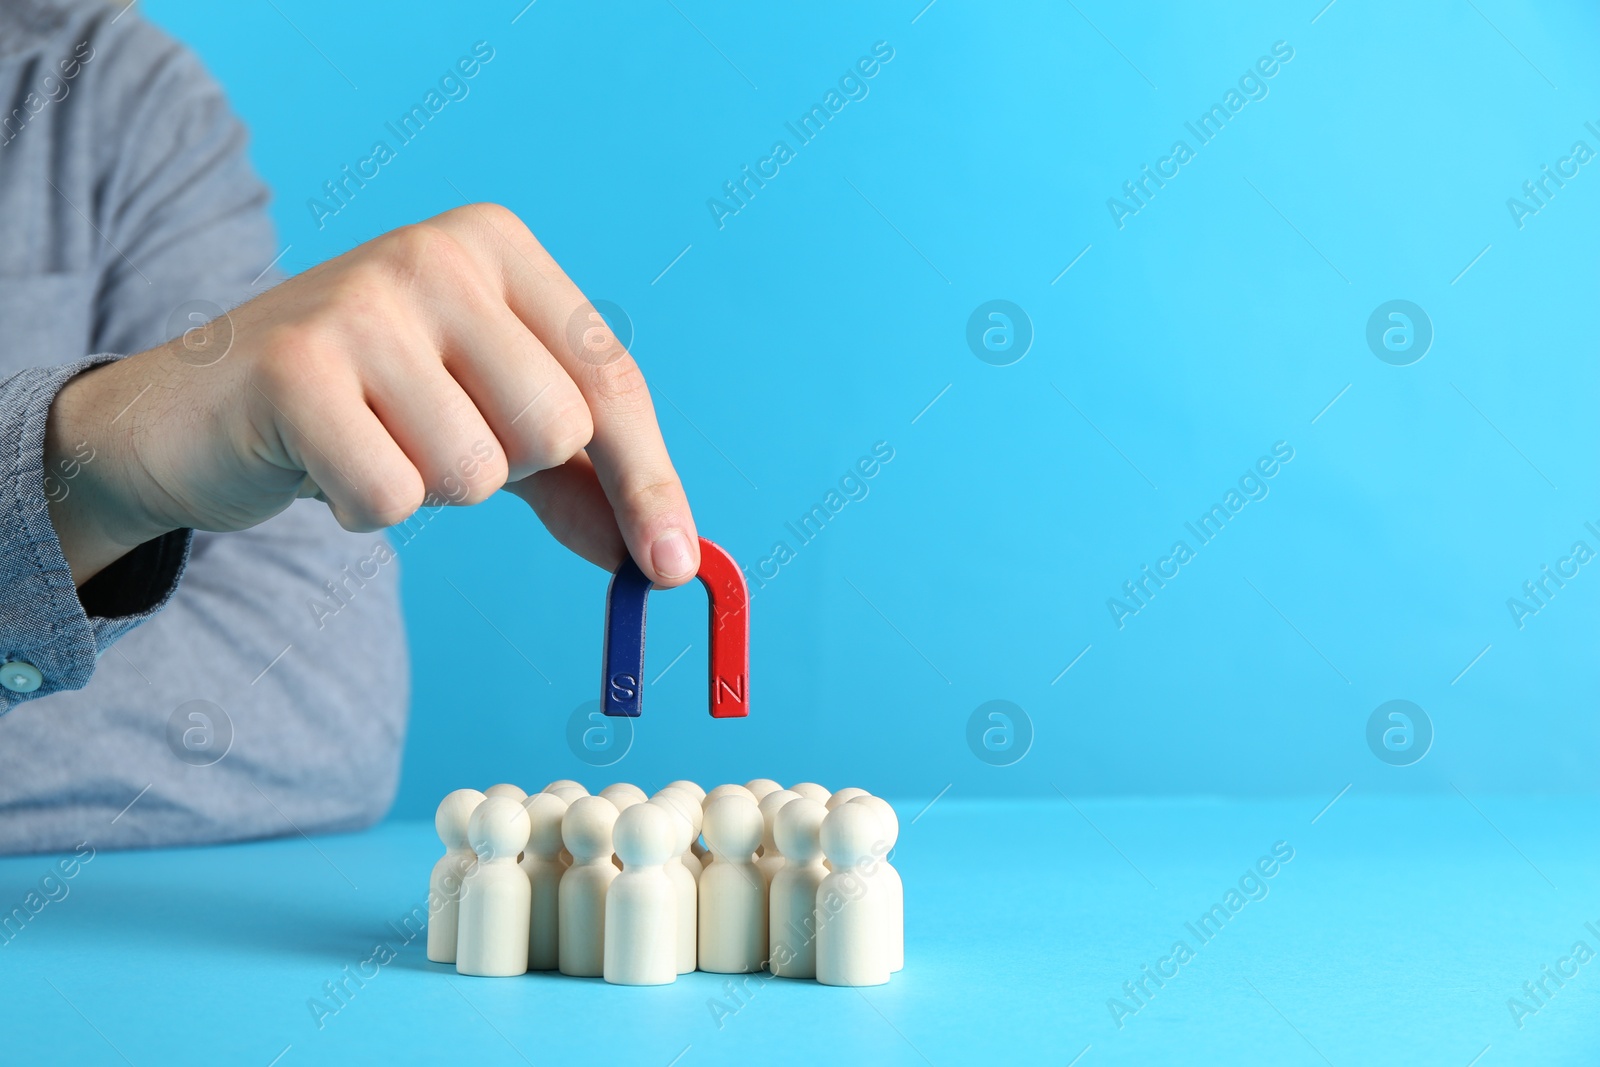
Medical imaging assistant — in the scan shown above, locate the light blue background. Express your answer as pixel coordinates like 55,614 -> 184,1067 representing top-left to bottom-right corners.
146,0 -> 1600,817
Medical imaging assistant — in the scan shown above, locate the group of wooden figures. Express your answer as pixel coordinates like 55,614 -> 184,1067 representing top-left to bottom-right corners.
426,778 -> 904,986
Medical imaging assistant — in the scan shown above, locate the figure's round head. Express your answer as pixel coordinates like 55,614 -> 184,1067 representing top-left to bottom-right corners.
825,786 -> 870,811
600,792 -> 642,816
758,789 -> 801,850
774,797 -> 828,864
788,782 -> 831,805
820,802 -> 880,868
562,795 -> 619,863
651,790 -> 701,852
664,779 -> 706,802
614,802 -> 675,868
435,788 -> 487,848
468,796 -> 531,862
544,781 -> 589,805
851,795 -> 899,849
702,783 -> 756,811
744,778 -> 783,801
520,792 -> 569,857
600,782 -> 648,805
485,783 -> 528,802
702,794 -> 762,858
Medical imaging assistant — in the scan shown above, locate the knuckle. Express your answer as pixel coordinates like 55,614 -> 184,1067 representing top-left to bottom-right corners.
532,403 -> 595,469
388,221 -> 445,260
361,482 -> 425,530
454,201 -> 552,263
471,201 -> 520,230
437,439 -> 508,506
621,476 -> 682,518
448,480 -> 497,507
587,356 -> 649,407
460,458 -> 509,506
468,201 -> 531,240
383,223 -> 470,285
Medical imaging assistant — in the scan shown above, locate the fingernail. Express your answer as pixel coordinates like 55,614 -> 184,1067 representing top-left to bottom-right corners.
651,529 -> 696,581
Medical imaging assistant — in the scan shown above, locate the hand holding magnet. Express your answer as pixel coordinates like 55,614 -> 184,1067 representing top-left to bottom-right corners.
601,537 -> 749,718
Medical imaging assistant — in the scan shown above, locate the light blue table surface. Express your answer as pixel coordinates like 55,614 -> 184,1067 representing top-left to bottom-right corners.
2,795 -> 1595,1066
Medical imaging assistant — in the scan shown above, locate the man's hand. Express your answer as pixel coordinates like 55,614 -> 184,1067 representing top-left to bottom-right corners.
43,204 -> 700,588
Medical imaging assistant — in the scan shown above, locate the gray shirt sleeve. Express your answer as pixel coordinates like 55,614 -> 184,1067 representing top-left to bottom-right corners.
0,2 -> 409,853
0,353 -> 193,707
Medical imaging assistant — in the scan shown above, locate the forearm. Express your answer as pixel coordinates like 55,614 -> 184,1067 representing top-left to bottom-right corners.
44,354 -> 182,586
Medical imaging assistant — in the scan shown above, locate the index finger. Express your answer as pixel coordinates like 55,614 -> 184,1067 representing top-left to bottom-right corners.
446,203 -> 701,586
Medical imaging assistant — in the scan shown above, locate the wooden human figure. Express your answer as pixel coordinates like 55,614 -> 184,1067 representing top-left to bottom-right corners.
792,783 -> 837,866
604,803 -> 678,985
655,786 -> 703,883
825,786 -> 870,810
456,797 -> 532,977
703,783 -> 757,807
700,785 -> 757,871
518,792 -> 568,971
544,780 -> 587,865
744,778 -> 783,802
598,788 -> 642,870
543,780 -> 589,805
665,780 -> 708,866
600,782 -> 647,809
756,789 -> 800,887
651,789 -> 701,973
427,788 -> 485,964
665,780 -> 705,803
788,781 -> 831,806
698,794 -> 766,973
768,797 -> 828,978
852,795 -> 904,972
821,788 -> 868,873
816,802 -> 890,986
558,796 -> 619,977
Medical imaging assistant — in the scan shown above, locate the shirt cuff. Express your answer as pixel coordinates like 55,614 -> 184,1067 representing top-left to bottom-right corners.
0,355 -> 193,713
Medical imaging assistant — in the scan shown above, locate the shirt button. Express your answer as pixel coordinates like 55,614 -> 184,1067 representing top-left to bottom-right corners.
0,661 -> 42,693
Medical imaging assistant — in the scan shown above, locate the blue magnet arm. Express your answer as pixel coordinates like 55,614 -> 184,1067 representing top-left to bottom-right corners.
601,555 -> 653,716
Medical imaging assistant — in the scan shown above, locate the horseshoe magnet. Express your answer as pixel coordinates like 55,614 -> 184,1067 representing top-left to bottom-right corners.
601,537 -> 749,718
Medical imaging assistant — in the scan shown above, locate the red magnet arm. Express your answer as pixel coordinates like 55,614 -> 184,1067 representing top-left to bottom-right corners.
696,539 -> 749,718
